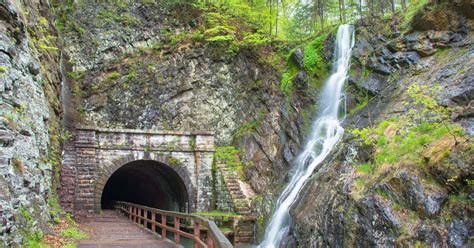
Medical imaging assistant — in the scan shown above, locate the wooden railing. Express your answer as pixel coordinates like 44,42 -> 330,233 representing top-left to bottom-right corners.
114,201 -> 233,248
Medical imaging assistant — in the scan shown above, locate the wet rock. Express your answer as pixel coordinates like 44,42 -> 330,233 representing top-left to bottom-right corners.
415,225 -> 443,245
0,1 -> 60,245
384,171 -> 447,217
424,191 -> 447,216
411,39 -> 436,57
357,73 -> 387,95
454,0 -> 474,19
368,57 -> 392,75
293,71 -> 308,91
352,36 -> 374,63
442,84 -> 474,107
448,220 -> 469,247
291,48 -> 305,69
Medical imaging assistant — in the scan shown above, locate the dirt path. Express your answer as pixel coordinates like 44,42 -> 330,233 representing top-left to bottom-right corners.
78,210 -> 176,248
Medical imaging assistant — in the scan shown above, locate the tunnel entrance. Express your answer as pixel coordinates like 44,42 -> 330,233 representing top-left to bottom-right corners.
100,160 -> 189,212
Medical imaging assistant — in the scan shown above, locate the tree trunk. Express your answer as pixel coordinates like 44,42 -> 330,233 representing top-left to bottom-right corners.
391,0 -> 395,12
319,0 -> 324,32
338,0 -> 343,23
275,0 -> 279,36
268,0 -> 273,36
380,0 -> 385,16
401,0 -> 406,10
342,0 -> 345,23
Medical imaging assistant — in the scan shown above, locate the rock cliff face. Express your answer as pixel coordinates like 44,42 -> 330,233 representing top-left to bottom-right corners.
1,0 -> 472,246
58,1 -> 315,218
292,3 -> 473,247
0,1 -> 62,245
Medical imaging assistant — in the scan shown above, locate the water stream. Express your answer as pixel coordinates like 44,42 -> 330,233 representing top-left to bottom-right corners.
258,24 -> 355,248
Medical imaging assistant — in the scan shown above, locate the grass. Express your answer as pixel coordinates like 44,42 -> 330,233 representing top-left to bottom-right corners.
435,48 -> 449,59
350,93 -> 370,115
401,0 -> 430,30
214,146 -> 243,173
356,163 -> 373,174
61,227 -> 87,240
280,58 -> 299,93
233,110 -> 266,139
194,211 -> 241,218
303,34 -> 328,77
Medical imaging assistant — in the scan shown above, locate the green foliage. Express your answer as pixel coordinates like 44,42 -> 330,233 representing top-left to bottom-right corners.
97,9 -> 140,26
435,48 -> 449,59
280,57 -> 299,93
194,210 -> 241,218
67,70 -> 85,80
19,206 -> 47,247
48,196 -> 62,224
303,34 -> 327,76
167,157 -> 182,166
61,227 -> 87,240
107,71 -> 121,81
350,93 -> 370,115
140,0 -> 158,6
356,163 -> 373,174
375,188 -> 389,198
215,146 -> 243,173
242,32 -> 270,47
351,83 -> 464,169
401,0 -> 430,30
234,110 -> 266,139
194,211 -> 241,221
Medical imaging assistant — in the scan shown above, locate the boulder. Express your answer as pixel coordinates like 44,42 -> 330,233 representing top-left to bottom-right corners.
448,220 -> 469,248
356,73 -> 387,95
290,48 -> 305,69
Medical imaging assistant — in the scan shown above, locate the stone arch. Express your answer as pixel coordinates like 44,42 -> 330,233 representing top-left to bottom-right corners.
94,152 -> 195,213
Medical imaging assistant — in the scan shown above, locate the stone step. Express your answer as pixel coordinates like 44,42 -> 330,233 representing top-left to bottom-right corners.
230,192 -> 246,198
226,186 -> 240,190
235,208 -> 250,213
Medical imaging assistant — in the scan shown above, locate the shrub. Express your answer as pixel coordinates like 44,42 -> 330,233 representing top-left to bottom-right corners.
303,34 -> 328,77
215,146 -> 243,174
61,227 -> 87,240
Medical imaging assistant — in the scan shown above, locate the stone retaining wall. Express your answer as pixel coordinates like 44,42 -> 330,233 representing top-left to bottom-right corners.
60,126 -> 216,214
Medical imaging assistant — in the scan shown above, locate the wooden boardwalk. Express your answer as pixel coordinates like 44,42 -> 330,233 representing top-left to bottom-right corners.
78,210 -> 176,248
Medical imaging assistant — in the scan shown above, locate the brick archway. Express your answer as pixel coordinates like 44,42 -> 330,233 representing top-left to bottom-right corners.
60,127 -> 215,214
94,154 -> 196,213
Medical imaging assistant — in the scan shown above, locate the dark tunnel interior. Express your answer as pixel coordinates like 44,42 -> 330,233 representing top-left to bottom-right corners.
101,160 -> 189,212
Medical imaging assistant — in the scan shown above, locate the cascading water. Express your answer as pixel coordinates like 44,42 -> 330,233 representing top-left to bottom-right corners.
258,24 -> 355,248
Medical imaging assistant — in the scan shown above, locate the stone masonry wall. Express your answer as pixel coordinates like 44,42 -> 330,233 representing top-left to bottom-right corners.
1,1 -> 62,246
61,127 -> 217,215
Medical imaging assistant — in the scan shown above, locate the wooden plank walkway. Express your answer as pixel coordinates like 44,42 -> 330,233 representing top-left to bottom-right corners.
78,210 -> 177,248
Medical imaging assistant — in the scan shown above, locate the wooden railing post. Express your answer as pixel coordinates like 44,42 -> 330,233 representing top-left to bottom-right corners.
144,210 -> 148,228
133,207 -> 135,223
207,229 -> 214,248
132,207 -> 136,222
136,207 -> 139,223
194,221 -> 200,248
174,216 -> 180,245
151,212 -> 156,232
113,201 -> 233,248
161,214 -> 166,239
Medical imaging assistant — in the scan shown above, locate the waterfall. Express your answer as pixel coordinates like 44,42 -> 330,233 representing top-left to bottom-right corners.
258,24 -> 355,248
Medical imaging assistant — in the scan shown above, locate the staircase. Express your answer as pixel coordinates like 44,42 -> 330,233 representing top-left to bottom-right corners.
216,162 -> 256,244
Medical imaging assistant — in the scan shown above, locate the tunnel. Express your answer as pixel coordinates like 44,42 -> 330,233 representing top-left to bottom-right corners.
100,160 -> 189,212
